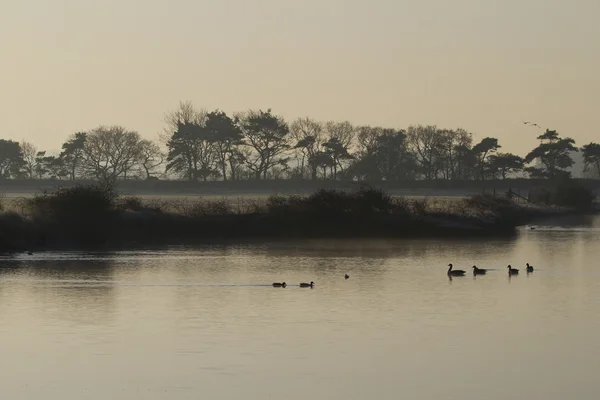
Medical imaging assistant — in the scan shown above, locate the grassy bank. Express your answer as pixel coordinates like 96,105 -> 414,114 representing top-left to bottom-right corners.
0,183 -> 590,252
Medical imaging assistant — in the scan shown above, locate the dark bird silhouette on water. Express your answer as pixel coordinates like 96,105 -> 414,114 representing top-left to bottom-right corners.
447,264 -> 465,276
526,263 -> 534,273
299,281 -> 315,287
345,274 -> 350,279
472,266 -> 487,275
507,265 -> 519,275
273,282 -> 286,287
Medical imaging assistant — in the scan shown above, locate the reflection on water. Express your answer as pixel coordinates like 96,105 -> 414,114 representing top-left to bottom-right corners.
1,217 -> 600,400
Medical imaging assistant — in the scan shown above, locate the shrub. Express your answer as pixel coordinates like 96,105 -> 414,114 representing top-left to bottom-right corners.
26,181 -> 119,245
410,198 -> 429,216
553,179 -> 596,209
528,179 -> 596,209
0,211 -> 34,251
119,196 -> 145,212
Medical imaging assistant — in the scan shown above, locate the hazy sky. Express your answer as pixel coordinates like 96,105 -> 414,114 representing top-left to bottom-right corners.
1,0 -> 599,155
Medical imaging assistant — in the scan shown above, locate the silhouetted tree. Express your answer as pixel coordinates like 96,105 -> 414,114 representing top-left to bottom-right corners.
162,101 -> 205,142
487,153 -> 524,179
166,122 -> 216,181
472,137 -> 501,180
20,141 -> 39,179
582,143 -> 600,178
33,151 -> 48,179
322,137 -> 353,179
434,129 -> 473,180
40,154 -> 67,179
311,151 -> 336,179
290,117 -> 324,180
163,101 -> 216,180
59,132 -> 87,180
205,110 -> 244,181
0,139 -> 24,179
324,121 -> 355,177
525,130 -> 577,179
82,126 -> 143,180
138,140 -> 164,179
351,128 -> 416,180
238,109 -> 290,180
406,125 -> 442,179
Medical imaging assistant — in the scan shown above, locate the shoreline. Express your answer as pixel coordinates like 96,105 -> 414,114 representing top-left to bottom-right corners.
1,184 -> 596,254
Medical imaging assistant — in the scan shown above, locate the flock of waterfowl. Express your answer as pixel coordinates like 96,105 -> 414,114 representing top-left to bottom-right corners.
448,263 -> 535,277
276,263 -> 536,287
272,274 -> 350,288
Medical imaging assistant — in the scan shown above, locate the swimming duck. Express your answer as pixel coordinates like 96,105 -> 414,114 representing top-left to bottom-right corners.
507,265 -> 519,275
447,264 -> 465,276
272,282 -> 286,287
526,263 -> 534,273
345,274 -> 350,279
472,266 -> 487,275
299,281 -> 315,287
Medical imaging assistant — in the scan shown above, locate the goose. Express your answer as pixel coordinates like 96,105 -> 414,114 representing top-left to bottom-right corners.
526,263 -> 534,273
472,266 -> 487,275
299,281 -> 315,287
447,264 -> 465,276
272,282 -> 286,287
507,265 -> 519,275
345,274 -> 350,279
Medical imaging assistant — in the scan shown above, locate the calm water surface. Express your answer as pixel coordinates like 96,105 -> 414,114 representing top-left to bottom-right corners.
1,216 -> 600,400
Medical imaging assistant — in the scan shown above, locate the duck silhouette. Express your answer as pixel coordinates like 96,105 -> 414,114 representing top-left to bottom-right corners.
526,263 -> 534,273
447,264 -> 465,276
472,266 -> 487,275
299,281 -> 315,287
272,282 -> 286,287
507,265 -> 519,275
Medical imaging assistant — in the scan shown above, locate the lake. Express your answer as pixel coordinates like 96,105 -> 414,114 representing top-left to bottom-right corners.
1,215 -> 599,400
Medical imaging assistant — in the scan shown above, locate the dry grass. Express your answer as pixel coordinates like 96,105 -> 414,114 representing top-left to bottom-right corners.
1,193 -> 473,216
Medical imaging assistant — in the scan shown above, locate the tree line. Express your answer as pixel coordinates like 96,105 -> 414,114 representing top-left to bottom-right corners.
1,101 -> 599,181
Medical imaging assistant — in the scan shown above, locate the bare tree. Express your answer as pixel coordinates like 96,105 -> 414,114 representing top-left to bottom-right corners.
162,101 -> 207,144
138,140 -> 165,179
434,128 -> 473,180
20,141 -> 38,179
406,125 -> 442,179
290,117 -> 324,179
82,126 -> 143,180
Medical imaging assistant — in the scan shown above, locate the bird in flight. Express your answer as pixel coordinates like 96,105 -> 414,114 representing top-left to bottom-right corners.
531,123 -> 541,128
523,121 -> 530,125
